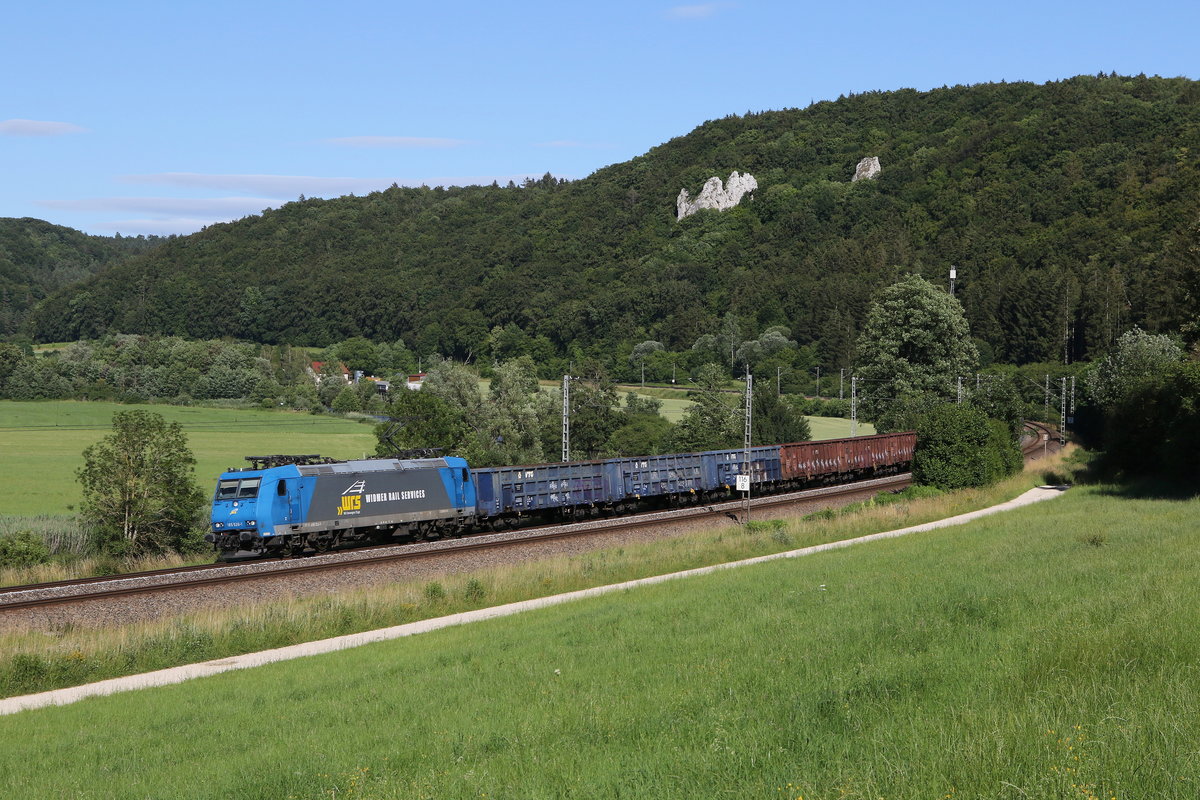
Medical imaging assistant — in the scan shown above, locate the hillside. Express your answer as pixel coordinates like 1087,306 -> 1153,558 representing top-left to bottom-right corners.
0,219 -> 162,337
23,74 -> 1200,367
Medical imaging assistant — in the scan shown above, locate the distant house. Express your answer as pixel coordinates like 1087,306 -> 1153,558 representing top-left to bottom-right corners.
307,361 -> 351,384
406,373 -> 427,391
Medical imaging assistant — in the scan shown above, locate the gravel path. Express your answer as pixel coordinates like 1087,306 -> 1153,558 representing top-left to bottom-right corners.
0,484 -> 1067,715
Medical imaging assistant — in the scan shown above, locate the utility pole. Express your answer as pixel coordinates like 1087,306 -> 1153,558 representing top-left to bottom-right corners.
815,366 -> 821,399
561,375 -> 570,462
777,365 -> 782,397
1044,374 -> 1050,420
1060,377 -> 1068,445
850,376 -> 858,437
950,265 -> 957,296
839,368 -> 844,400
743,372 -> 753,524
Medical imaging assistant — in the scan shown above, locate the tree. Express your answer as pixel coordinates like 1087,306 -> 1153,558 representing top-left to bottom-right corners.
566,370 -> 622,459
1104,361 -> 1200,480
629,341 -> 664,383
608,392 -> 674,456
751,382 -> 811,445
332,385 -> 362,412
483,356 -> 546,464
375,388 -> 471,458
855,274 -> 980,420
968,373 -> 1025,437
669,363 -> 740,451
331,336 -> 379,375
77,411 -> 206,556
0,343 -> 27,396
1084,327 -> 1183,410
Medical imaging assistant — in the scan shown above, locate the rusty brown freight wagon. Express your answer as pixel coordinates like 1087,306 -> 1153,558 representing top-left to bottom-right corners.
780,432 -> 915,483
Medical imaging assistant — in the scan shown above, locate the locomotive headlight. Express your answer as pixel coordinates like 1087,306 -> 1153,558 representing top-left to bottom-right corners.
247,520 -> 256,527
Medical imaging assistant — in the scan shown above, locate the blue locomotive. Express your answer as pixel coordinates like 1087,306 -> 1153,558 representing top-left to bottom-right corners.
206,433 -> 915,557
207,455 -> 475,556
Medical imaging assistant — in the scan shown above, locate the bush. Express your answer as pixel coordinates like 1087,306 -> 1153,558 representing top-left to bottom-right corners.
744,519 -> 787,534
464,578 -> 487,603
1101,361 -> 1200,483
912,403 -> 1022,490
0,530 -> 51,568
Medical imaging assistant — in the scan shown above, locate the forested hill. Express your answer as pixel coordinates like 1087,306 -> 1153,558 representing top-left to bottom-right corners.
0,219 -> 163,337
25,74 -> 1200,367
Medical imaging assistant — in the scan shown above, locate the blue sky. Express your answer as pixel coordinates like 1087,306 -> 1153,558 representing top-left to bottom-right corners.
3,0 -> 1197,236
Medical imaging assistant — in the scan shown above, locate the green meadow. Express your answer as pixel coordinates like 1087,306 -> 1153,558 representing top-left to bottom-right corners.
0,397 -> 868,517
0,401 -> 378,515
619,385 -> 873,435
0,481 -> 1195,798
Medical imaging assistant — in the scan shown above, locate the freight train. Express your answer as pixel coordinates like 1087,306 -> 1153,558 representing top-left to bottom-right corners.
205,432 -> 916,557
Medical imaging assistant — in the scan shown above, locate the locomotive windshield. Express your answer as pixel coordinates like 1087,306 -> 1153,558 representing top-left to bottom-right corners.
215,478 -> 261,500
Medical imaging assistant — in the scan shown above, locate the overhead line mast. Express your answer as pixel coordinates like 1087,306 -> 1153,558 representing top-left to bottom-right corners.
743,371 -> 752,524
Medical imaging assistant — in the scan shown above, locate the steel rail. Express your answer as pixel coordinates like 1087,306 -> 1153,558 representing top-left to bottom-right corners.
0,474 -> 912,612
2,427 -> 1054,615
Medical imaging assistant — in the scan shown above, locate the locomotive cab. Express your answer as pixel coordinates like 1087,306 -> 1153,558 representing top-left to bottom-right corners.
207,463 -> 311,554
208,473 -> 266,550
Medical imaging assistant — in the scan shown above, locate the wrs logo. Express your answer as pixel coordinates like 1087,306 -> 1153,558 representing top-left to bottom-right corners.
338,480 -> 365,516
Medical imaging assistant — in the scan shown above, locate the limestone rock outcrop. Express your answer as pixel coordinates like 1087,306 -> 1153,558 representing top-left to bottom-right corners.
852,156 -> 881,182
676,171 -> 758,220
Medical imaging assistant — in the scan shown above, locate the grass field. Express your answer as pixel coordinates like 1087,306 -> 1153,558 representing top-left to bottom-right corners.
617,385 -> 873,435
0,466 -> 1054,695
0,397 -> 871,519
1,475 -> 1196,798
0,401 -> 378,515
806,415 -> 875,439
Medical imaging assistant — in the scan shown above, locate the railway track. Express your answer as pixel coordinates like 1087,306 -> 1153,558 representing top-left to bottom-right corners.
1,423 -> 1061,627
0,473 -> 909,619
1021,420 -> 1061,459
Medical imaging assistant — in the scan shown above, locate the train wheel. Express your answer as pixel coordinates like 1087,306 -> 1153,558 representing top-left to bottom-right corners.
309,532 -> 336,553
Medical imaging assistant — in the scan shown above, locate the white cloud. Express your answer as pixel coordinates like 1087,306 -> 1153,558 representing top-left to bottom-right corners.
119,172 -> 549,198
119,172 -> 392,198
0,118 -> 88,136
93,218 -> 217,236
325,136 -> 467,148
46,172 -> 565,236
666,3 -> 722,19
40,196 -> 277,216
535,140 -> 611,149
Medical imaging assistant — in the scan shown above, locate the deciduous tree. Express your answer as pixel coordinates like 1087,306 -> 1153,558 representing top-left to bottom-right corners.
77,411 -> 205,556
855,274 -> 979,420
